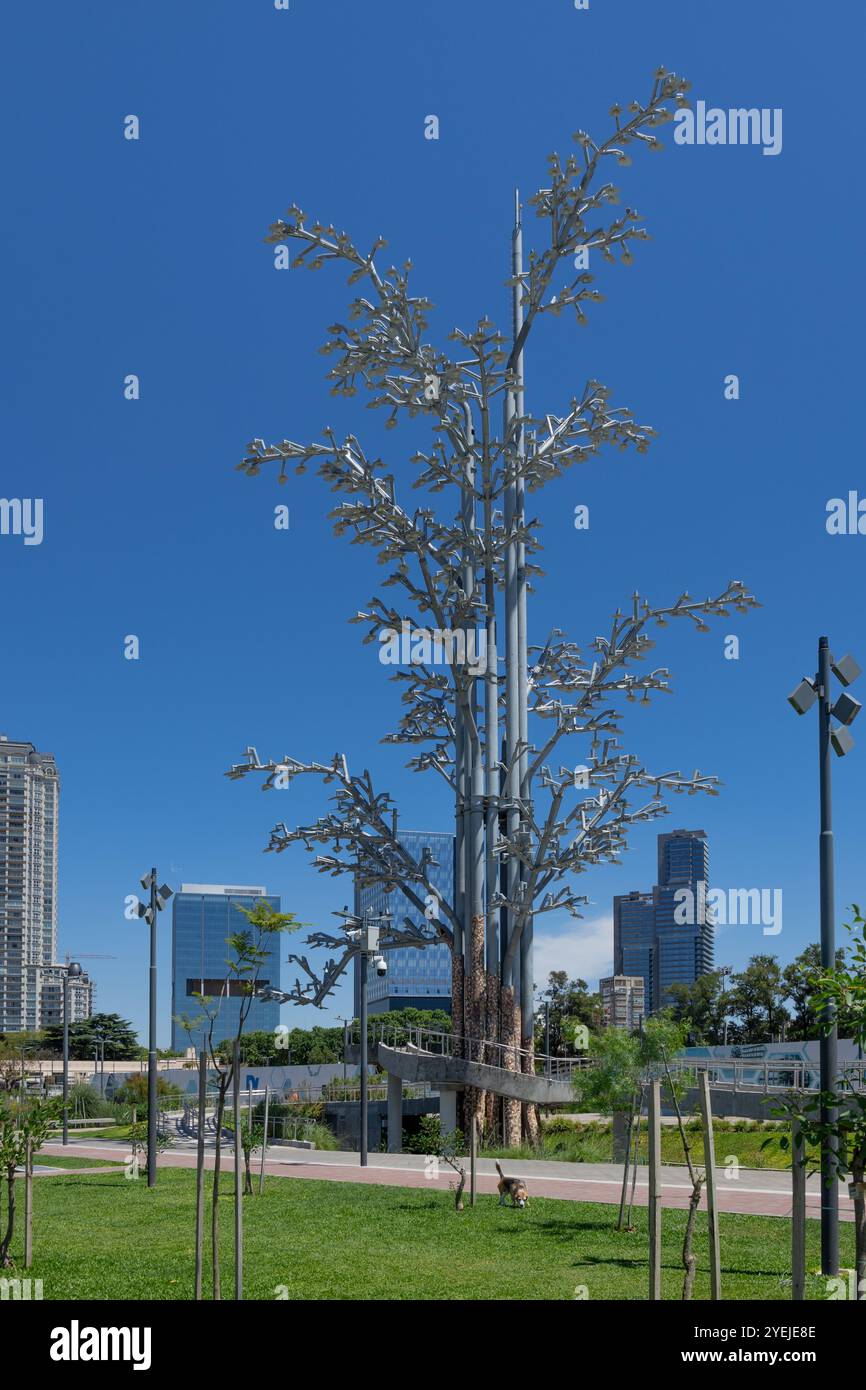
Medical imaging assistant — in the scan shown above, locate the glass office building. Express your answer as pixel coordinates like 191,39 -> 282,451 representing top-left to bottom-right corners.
354,830 -> 454,1017
171,884 -> 282,1053
653,828 -> 713,1009
612,890 -> 655,1007
613,829 -> 712,1016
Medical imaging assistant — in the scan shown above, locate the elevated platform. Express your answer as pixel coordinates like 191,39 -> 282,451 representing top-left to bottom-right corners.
377,1042 -> 577,1104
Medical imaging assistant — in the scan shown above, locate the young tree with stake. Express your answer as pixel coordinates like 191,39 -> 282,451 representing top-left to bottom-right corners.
177,900 -> 300,1299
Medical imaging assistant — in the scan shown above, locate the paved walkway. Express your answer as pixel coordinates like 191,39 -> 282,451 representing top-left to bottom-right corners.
40,1138 -> 854,1221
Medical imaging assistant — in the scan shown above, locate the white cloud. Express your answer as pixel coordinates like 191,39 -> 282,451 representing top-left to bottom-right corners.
533,915 -> 613,992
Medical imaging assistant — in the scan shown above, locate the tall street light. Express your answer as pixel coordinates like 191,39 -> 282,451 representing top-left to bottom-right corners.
259,903 -> 394,1167
62,962 -> 83,1144
788,638 -> 861,1276
136,869 -> 173,1188
718,965 -> 733,1048
351,908 -> 392,1168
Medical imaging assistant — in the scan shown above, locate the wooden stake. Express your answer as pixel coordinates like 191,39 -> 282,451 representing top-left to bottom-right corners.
233,1041 -> 243,1300
791,1118 -> 806,1301
24,1136 -> 33,1269
699,1071 -> 722,1299
470,1114 -> 477,1207
258,1085 -> 270,1196
648,1079 -> 662,1300
194,1053 -> 207,1300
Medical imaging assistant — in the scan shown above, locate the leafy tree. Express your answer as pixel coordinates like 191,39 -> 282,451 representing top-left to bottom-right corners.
127,1118 -> 173,1178
113,1073 -> 183,1113
223,1111 -> 265,1195
534,972 -> 601,1056
772,908 -> 866,1298
0,1096 -> 58,1267
666,972 -> 729,1045
728,955 -> 789,1043
364,1007 -> 452,1041
41,1013 -> 140,1061
574,1015 -> 686,1120
573,1017 -> 706,1297
781,943 -> 851,1041
0,1032 -> 51,1092
218,1025 -> 344,1066
176,899 -> 301,1300
289,1027 -> 344,1063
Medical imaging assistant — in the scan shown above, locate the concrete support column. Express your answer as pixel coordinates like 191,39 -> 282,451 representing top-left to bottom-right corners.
387,1071 -> 403,1154
438,1085 -> 460,1136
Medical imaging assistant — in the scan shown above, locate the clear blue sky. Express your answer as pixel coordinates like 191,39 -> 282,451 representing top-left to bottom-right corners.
3,1 -> 864,1045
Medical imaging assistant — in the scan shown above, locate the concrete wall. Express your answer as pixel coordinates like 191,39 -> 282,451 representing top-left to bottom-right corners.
88,1062 -> 376,1100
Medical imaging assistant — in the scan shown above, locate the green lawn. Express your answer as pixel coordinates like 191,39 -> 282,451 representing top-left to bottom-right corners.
484,1120 -> 811,1172
5,1167 -> 853,1301
48,1126 -> 129,1141
34,1155 -> 123,1170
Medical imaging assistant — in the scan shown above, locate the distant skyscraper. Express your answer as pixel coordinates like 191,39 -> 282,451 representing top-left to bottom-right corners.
0,736 -> 60,1032
170,884 -> 282,1053
613,828 -> 712,1015
612,890 -> 655,1008
653,828 -> 713,1009
354,830 -> 454,1017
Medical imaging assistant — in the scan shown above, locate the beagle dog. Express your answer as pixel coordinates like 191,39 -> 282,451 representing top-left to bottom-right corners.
496,1161 -> 529,1209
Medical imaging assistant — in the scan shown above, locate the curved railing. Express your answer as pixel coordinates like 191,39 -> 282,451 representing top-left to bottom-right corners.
349,1021 -> 591,1082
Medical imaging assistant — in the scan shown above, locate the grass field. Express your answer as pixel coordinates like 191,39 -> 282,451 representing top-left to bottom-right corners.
484,1120 -> 810,1172
34,1156 -> 123,1170
5,1167 -> 852,1301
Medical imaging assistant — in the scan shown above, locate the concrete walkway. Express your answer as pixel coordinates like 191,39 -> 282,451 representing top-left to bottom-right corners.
40,1138 -> 854,1222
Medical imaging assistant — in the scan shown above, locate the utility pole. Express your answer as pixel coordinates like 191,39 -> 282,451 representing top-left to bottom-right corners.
788,639 -> 861,1276
359,943 -> 369,1166
817,638 -> 840,1276
61,962 -> 82,1145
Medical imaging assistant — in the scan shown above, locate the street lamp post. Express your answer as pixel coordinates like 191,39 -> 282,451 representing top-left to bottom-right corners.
136,869 -> 173,1188
718,965 -> 732,1048
62,962 -> 82,1145
544,1001 -> 551,1076
359,946 -> 369,1166
352,908 -> 390,1168
788,638 -> 861,1277
256,903 -> 394,1167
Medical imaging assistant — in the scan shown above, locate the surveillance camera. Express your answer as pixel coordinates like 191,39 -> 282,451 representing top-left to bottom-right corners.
373,955 -> 387,978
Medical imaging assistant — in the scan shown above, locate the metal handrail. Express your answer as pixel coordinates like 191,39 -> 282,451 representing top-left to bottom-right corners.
362,1022 -> 591,1079
352,1024 -> 866,1095
665,1056 -> 866,1095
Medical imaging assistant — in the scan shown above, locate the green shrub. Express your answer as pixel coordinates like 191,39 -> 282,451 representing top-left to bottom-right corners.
68,1083 -> 117,1120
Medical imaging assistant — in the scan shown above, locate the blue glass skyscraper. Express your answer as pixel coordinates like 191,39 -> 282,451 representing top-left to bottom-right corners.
354,830 -> 454,1016
170,883 -> 282,1052
613,829 -> 712,1015
653,828 -> 713,1009
612,890 -> 655,1003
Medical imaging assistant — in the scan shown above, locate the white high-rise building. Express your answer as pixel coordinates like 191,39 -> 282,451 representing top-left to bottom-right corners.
0,735 -> 60,1031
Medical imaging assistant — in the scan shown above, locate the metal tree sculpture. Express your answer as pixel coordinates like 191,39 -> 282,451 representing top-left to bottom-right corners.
229,67 -> 759,1144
